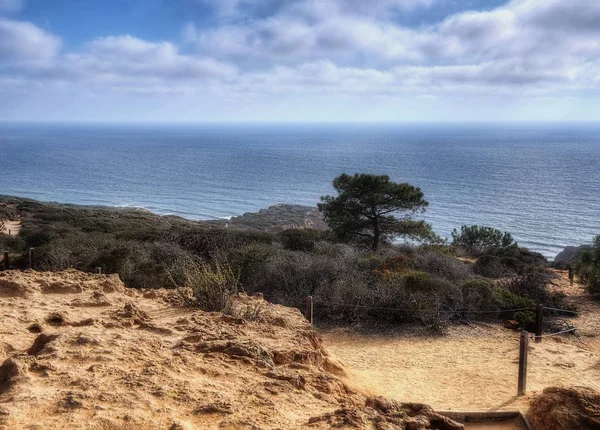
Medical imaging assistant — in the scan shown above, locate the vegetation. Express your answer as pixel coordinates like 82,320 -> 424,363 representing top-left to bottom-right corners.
574,235 -> 600,294
0,185 -> 561,331
452,225 -> 515,256
319,174 -> 433,251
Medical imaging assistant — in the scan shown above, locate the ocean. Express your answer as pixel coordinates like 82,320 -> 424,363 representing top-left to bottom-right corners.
0,122 -> 599,259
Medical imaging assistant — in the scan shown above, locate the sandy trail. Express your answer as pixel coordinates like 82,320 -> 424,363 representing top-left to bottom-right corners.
0,219 -> 21,236
322,272 -> 600,411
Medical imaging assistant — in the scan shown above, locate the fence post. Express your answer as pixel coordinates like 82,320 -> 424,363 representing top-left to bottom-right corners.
3,251 -> 8,270
305,296 -> 313,325
29,248 -> 34,269
535,304 -> 543,343
518,331 -> 529,395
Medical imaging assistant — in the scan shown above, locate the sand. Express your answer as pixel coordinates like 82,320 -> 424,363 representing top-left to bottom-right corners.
322,271 -> 600,412
0,269 -> 463,430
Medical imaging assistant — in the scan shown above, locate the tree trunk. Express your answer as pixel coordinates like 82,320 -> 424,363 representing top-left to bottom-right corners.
372,218 -> 380,251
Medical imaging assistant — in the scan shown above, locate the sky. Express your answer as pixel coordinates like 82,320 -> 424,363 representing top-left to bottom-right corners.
1,0 -> 600,122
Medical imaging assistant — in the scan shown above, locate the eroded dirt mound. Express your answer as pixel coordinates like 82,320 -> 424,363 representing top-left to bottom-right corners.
527,386 -> 600,430
0,270 -> 461,429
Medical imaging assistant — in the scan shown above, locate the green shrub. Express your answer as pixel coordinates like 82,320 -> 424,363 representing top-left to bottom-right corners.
514,310 -> 536,330
401,270 -> 432,290
413,250 -> 472,281
498,272 -> 556,304
451,225 -> 516,256
278,228 -> 326,251
573,235 -> 600,295
493,287 -> 535,310
473,255 -> 514,278
460,278 -> 496,312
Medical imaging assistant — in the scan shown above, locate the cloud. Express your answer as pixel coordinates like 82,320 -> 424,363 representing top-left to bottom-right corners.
1,30 -> 237,94
1,0 -> 600,121
0,18 -> 61,63
187,0 -> 600,92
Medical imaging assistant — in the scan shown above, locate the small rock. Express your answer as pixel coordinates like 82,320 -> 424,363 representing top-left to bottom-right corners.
143,291 -> 158,299
194,401 -> 234,415
27,322 -> 44,333
170,420 -> 195,430
503,320 -> 520,330
45,312 -> 67,327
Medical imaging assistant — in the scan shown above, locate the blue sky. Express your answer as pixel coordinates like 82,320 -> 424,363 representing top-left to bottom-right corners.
1,0 -> 599,122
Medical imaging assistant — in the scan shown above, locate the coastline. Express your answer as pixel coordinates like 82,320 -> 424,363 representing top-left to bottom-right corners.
1,194 -> 585,260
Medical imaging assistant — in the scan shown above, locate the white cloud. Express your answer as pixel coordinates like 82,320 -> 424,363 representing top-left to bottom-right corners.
188,0 -> 600,93
0,18 -> 61,63
2,0 -> 600,121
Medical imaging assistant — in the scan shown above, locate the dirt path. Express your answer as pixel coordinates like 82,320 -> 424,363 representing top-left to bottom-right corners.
322,272 -> 600,411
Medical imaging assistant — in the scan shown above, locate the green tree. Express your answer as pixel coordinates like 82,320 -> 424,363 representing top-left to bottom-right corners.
318,173 -> 430,251
451,225 -> 516,255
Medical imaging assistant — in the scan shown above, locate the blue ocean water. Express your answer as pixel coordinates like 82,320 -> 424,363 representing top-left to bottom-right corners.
0,122 -> 599,258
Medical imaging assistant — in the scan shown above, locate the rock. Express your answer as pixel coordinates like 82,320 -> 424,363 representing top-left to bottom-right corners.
40,281 -> 83,294
0,358 -> 29,393
27,322 -> 44,333
71,317 -> 95,327
0,278 -> 31,298
57,391 -> 86,411
309,397 -> 464,430
117,302 -> 150,324
28,333 -> 61,356
503,320 -> 520,330
142,290 -> 158,299
553,245 -> 592,269
527,386 -> 600,430
45,312 -> 67,326
194,401 -> 234,415
169,420 -> 195,430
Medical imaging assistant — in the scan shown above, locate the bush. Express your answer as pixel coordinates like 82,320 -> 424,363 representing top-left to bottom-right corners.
473,253 -> 547,279
172,254 -> 240,312
460,278 -> 496,312
473,255 -> 514,278
278,228 -> 327,251
1,196 -> 561,330
451,225 -> 515,256
493,287 -> 536,310
413,250 -> 472,281
498,272 -> 556,304
573,235 -> 600,295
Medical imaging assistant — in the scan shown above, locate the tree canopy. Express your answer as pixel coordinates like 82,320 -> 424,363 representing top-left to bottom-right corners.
451,225 -> 516,255
318,173 -> 431,250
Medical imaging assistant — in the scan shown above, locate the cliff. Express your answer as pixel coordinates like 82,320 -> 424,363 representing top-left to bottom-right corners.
0,269 -> 460,429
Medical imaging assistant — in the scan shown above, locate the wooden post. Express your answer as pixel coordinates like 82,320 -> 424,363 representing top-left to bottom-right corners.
96,267 -> 102,274
305,296 -> 313,325
29,248 -> 34,269
535,304 -> 543,343
3,251 -> 8,270
518,331 -> 529,395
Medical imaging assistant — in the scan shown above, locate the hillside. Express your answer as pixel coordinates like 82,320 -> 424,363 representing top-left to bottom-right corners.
208,204 -> 327,232
0,270 -> 461,429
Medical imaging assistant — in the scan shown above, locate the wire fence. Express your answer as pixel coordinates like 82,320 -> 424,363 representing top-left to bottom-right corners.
308,299 -> 537,314
305,295 -> 592,397
306,296 -> 585,340
309,298 -> 579,316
